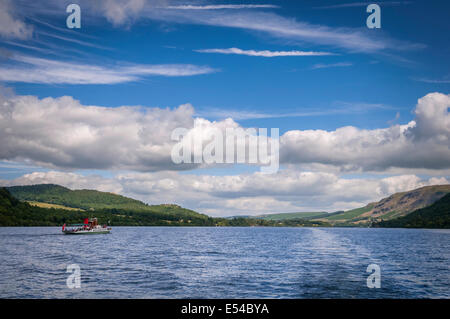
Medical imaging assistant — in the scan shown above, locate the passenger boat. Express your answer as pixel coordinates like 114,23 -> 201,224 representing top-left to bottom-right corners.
62,218 -> 111,235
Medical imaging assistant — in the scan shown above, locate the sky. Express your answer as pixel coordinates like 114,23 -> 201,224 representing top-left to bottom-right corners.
0,0 -> 449,216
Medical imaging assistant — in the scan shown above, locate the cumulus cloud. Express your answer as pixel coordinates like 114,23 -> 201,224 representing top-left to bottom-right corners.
0,171 -> 124,194
0,0 -> 33,39
0,94 -> 196,170
1,170 -> 447,216
0,54 -> 217,84
195,47 -> 333,57
0,92 -> 449,173
281,92 -> 450,172
0,93 -> 276,171
409,92 -> 450,141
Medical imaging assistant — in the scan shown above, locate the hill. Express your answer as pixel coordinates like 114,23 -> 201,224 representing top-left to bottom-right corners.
8,184 -> 154,210
4,183 -> 448,228
6,184 -> 207,220
26,201 -> 83,211
0,187 -> 217,226
255,211 -> 328,220
0,187 -> 84,226
374,193 -> 450,228
312,185 -> 450,226
0,185 -> 331,227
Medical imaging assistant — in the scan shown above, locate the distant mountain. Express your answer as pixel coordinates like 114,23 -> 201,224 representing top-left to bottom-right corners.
254,211 -> 328,220
313,185 -> 450,226
374,193 -> 450,228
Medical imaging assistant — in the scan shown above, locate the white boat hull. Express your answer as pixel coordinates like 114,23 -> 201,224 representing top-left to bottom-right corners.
63,228 -> 111,235
62,218 -> 111,235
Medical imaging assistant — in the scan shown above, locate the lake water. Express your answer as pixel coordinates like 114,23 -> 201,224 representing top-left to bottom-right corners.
0,227 -> 449,298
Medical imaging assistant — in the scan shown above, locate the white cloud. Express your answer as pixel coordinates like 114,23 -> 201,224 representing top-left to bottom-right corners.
0,92 -> 449,173
195,102 -> 394,120
0,93 -> 261,171
141,7 -> 423,52
280,92 -> 450,172
311,62 -> 353,69
34,31 -> 111,50
96,0 -> 149,26
314,1 -> 412,9
8,0 -> 423,53
0,0 -> 33,39
0,171 -> 124,194
165,4 -> 279,10
409,92 -> 450,141
411,77 -> 450,84
0,54 -> 217,84
1,170 -> 447,216
1,87 -> 448,215
0,94 -> 195,170
195,108 -> 337,120
195,47 -> 333,57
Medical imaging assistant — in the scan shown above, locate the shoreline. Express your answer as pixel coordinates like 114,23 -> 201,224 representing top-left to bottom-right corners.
1,225 -> 449,230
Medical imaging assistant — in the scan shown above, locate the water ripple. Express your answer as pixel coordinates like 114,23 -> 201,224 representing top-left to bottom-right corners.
0,227 -> 449,298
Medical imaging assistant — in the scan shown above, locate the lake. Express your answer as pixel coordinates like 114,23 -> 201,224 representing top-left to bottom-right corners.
0,227 -> 449,298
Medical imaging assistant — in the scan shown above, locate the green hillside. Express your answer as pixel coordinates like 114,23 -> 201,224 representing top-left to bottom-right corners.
313,185 -> 450,226
7,184 -> 153,210
374,193 -> 450,228
256,211 -> 328,220
0,187 -> 214,226
0,187 -> 83,226
4,183 -> 448,228
322,204 -> 374,221
6,184 -> 207,220
0,186 -> 331,227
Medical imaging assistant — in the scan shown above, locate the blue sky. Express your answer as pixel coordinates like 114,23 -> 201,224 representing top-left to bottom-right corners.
5,0 -> 449,131
0,0 -> 449,216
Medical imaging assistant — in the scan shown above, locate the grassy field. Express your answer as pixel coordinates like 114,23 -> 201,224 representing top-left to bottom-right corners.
319,204 -> 374,221
257,211 -> 327,220
26,201 -> 84,211
7,184 -> 209,220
